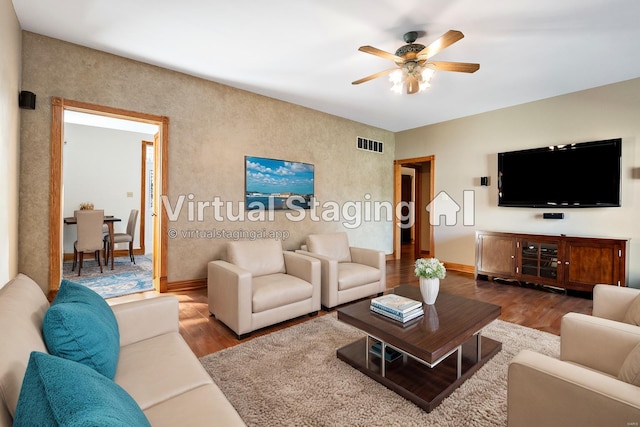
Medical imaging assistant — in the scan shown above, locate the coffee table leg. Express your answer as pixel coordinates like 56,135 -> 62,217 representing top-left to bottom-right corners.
365,335 -> 370,369
457,347 -> 462,379
476,332 -> 482,363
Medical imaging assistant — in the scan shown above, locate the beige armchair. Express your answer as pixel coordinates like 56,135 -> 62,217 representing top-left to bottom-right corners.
296,232 -> 385,310
507,285 -> 640,427
208,239 -> 321,339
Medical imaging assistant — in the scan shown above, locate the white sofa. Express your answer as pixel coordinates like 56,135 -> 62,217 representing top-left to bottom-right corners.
507,285 -> 640,427
0,273 -> 245,426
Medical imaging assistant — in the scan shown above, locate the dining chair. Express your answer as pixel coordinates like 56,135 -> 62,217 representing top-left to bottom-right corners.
72,209 -> 106,276
104,209 -> 139,264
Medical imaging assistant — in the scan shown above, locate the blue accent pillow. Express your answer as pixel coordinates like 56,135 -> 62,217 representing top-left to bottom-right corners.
42,280 -> 120,378
13,352 -> 150,427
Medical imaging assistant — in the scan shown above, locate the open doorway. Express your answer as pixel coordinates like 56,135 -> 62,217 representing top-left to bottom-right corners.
393,156 -> 434,260
49,98 -> 169,296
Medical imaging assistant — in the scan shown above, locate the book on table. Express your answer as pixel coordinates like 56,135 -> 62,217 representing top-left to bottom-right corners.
370,304 -> 424,323
370,294 -> 422,317
369,342 -> 402,362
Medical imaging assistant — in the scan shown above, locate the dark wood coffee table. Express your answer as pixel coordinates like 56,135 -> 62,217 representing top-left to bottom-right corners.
336,285 -> 502,412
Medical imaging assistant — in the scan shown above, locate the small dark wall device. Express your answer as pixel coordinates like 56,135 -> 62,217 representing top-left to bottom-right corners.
543,212 -> 564,219
19,91 -> 36,110
480,177 -> 489,186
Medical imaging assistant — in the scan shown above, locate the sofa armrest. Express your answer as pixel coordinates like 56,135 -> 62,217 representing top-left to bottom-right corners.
207,260 -> 252,335
111,296 -> 179,347
508,349 -> 640,427
560,312 -> 640,377
593,284 -> 640,321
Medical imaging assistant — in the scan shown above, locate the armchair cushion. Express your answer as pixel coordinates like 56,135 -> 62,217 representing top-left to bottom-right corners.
619,342 -> 640,386
624,294 -> 640,326
252,273 -> 314,313
42,280 -> 120,379
338,263 -> 381,291
306,232 -> 351,262
227,240 -> 285,277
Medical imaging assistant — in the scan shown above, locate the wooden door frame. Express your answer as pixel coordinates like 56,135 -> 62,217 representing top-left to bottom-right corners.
49,98 -> 169,294
393,156 -> 435,260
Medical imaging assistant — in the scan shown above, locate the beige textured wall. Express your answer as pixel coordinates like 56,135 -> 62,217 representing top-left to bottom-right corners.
19,32 -> 395,291
0,0 -> 21,286
396,78 -> 640,287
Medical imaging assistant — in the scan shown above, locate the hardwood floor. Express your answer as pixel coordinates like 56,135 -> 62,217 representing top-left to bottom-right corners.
170,245 -> 593,358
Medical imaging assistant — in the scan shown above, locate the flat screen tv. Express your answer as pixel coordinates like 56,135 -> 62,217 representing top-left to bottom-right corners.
498,138 -> 621,208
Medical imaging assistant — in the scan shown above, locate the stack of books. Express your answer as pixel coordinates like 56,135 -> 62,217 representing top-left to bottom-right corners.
370,294 -> 424,323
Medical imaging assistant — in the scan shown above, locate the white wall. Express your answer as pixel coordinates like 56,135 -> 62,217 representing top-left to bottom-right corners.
0,0 -> 21,286
396,77 -> 640,287
62,123 -> 155,254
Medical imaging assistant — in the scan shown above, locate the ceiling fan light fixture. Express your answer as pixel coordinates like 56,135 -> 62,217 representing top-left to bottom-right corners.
389,62 -> 435,94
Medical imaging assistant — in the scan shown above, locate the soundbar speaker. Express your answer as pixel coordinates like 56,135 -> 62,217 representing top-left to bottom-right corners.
543,212 -> 564,219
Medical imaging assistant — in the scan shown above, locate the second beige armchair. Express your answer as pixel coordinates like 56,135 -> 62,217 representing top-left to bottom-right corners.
296,232 -> 385,310
208,239 -> 321,339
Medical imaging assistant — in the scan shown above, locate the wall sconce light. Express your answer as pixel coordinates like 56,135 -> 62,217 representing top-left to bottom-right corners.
19,91 -> 36,110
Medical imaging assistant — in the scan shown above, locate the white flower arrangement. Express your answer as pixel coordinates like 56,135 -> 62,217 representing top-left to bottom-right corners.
414,257 -> 446,280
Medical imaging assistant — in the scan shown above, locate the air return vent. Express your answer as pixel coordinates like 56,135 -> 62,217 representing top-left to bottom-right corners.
356,136 -> 384,153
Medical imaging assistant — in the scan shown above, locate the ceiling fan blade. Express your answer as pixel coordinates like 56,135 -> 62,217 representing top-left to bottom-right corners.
429,61 -> 480,73
406,75 -> 420,94
358,46 -> 404,63
417,30 -> 464,59
352,68 -> 398,85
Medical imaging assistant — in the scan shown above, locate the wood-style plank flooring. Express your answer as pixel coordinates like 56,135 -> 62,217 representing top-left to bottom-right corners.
169,245 -> 593,358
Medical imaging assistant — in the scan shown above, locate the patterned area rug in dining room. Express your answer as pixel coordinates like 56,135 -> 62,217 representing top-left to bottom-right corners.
62,256 -> 154,299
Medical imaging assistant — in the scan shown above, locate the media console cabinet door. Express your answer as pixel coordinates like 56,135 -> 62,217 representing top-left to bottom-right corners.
564,239 -> 625,290
476,233 -> 516,278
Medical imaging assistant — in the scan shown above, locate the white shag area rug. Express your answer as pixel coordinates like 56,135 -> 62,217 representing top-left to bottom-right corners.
200,313 -> 560,426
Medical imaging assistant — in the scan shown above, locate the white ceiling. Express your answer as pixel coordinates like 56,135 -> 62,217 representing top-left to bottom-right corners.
12,0 -> 640,132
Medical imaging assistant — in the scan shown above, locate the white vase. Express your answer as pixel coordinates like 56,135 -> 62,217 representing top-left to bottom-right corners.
419,277 -> 439,305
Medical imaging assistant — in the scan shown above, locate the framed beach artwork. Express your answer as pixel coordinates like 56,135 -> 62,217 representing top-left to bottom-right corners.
245,156 -> 314,210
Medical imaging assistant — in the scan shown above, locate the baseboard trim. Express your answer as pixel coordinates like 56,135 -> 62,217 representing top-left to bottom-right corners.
166,278 -> 206,292
443,262 -> 474,275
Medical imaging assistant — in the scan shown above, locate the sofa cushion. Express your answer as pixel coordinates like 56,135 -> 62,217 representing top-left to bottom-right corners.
13,352 -> 150,427
0,274 -> 50,419
42,279 -> 120,378
619,342 -> 640,386
227,240 -> 286,277
306,232 -> 352,263
115,332 -> 213,410
337,263 -> 381,291
623,294 -> 640,326
252,273 -> 313,313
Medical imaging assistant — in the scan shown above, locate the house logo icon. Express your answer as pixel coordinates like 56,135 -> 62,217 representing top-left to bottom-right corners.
425,190 -> 475,226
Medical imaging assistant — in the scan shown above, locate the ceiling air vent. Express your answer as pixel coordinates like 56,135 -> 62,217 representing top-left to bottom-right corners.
356,136 -> 384,154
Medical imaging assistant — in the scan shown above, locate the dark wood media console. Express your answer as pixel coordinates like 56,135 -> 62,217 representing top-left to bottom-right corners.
475,231 -> 628,292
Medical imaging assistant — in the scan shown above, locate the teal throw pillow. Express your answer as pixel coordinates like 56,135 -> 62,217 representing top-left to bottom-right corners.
13,352 -> 150,427
42,279 -> 120,378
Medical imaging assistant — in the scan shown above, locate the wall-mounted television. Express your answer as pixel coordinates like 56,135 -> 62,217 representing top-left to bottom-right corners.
498,138 -> 622,208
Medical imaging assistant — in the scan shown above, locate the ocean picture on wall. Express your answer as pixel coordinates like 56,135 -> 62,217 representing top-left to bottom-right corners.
245,156 -> 314,210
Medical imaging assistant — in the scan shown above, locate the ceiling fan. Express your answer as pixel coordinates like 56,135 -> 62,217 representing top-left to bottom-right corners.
352,30 -> 479,94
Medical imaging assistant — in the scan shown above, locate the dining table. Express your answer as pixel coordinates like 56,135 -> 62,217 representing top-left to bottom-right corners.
63,215 -> 122,270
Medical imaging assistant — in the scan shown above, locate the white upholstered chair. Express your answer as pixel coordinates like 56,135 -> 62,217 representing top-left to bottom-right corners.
507,285 -> 640,426
296,232 -> 385,310
208,239 -> 321,339
72,209 -> 106,276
